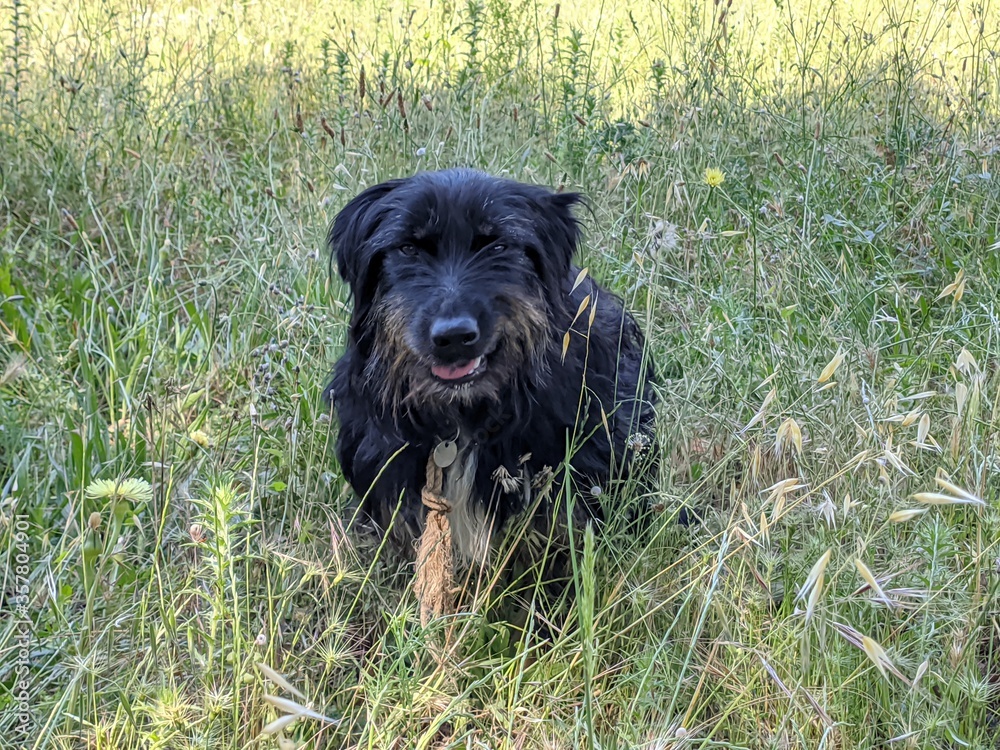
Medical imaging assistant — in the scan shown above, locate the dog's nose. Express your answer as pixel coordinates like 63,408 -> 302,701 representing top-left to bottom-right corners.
430,316 -> 480,360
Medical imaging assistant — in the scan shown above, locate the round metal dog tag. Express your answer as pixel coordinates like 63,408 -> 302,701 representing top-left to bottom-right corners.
433,440 -> 458,468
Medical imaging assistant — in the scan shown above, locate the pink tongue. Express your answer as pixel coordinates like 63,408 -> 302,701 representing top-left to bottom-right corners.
431,358 -> 479,380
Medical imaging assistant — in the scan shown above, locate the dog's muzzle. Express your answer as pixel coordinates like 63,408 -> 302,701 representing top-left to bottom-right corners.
429,315 -> 489,383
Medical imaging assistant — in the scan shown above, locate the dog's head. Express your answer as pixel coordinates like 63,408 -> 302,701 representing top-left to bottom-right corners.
329,169 -> 582,412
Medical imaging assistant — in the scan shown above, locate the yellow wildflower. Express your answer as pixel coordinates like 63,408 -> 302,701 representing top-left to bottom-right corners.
704,167 -> 725,188
85,477 -> 154,505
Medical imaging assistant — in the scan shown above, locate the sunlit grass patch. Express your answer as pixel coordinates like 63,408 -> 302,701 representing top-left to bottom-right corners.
2,0 -> 1000,747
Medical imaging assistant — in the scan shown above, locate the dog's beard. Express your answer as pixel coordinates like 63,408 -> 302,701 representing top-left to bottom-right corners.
364,293 -> 553,418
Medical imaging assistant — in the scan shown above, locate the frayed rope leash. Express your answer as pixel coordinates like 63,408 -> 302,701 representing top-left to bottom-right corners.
414,452 -> 453,628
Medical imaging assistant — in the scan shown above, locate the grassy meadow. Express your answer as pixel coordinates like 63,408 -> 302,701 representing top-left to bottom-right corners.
3,0 -> 1000,746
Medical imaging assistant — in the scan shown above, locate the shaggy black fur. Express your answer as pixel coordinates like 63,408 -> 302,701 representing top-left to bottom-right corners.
324,169 -> 656,563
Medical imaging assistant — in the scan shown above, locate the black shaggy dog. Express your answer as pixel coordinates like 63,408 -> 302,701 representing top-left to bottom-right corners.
325,169 -> 656,567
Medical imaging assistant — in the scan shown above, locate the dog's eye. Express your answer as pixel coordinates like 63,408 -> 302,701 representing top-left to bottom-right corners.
471,234 -> 501,253
397,244 -> 418,257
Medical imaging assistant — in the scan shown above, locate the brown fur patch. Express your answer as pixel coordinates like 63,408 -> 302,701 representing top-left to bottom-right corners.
369,297 -> 414,414
498,290 -> 551,368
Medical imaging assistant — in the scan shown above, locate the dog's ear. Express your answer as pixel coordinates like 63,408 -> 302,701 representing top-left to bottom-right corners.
530,190 -> 583,286
328,178 -> 408,344
328,178 -> 407,288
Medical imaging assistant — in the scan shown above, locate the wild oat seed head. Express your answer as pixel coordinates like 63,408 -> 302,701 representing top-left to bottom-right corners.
889,508 -> 928,523
817,350 -> 844,383
912,491 -> 985,507
861,635 -> 890,679
818,493 -> 837,528
854,558 -> 889,601
916,413 -> 931,444
955,347 -> 979,374
934,475 -> 984,505
775,417 -> 803,458
797,549 -> 832,621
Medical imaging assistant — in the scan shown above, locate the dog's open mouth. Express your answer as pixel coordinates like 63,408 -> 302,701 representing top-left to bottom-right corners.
431,356 -> 486,383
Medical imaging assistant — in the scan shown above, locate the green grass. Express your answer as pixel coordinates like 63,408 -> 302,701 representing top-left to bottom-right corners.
3,0 -> 1000,747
